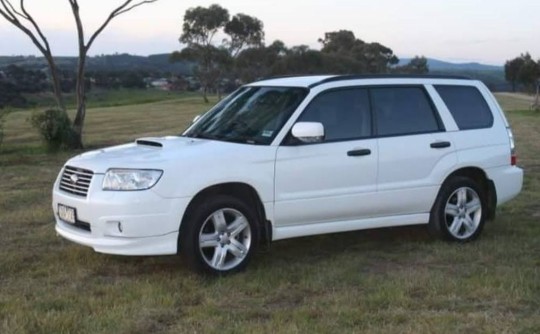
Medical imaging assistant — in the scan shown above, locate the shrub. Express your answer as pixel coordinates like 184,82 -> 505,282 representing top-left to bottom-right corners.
30,109 -> 76,151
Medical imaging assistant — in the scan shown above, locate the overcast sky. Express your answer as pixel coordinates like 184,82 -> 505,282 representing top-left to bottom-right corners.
0,0 -> 538,65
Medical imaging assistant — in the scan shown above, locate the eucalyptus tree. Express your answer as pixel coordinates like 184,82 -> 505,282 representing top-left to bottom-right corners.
0,0 -> 159,148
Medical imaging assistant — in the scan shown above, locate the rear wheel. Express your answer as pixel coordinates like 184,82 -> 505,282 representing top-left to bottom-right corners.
429,177 -> 486,241
181,195 -> 260,275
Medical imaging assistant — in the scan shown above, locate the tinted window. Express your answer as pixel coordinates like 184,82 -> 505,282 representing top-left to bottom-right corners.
371,87 -> 440,136
296,88 -> 371,142
184,86 -> 308,145
435,85 -> 493,130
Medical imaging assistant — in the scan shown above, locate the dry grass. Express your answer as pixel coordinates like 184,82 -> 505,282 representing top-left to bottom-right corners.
494,92 -> 536,111
1,93 -> 539,333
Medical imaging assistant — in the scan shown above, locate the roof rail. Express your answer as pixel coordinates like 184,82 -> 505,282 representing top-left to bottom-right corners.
308,74 -> 472,88
253,74 -> 329,83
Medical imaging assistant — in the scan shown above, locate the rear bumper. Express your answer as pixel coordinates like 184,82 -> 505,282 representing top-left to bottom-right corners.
486,165 -> 523,206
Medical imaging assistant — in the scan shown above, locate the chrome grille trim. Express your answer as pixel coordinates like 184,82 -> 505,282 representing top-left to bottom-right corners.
59,165 -> 94,197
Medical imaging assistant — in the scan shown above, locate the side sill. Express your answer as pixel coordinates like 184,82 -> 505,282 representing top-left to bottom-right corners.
272,213 -> 429,241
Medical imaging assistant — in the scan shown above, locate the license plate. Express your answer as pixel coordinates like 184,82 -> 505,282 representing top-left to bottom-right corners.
58,204 -> 76,224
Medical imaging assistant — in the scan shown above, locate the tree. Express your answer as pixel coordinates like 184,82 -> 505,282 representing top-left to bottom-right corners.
505,56 -> 525,92
172,4 -> 264,102
517,53 -> 540,92
235,40 -> 287,82
224,13 -> 264,57
319,30 -> 399,73
393,56 -> 429,74
173,4 -> 230,102
319,30 -> 357,54
0,0 -> 158,148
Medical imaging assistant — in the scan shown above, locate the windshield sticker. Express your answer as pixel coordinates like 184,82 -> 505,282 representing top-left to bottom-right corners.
262,130 -> 274,137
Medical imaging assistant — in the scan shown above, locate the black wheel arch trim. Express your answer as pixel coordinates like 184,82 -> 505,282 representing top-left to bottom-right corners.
178,182 -> 271,253
437,166 -> 497,221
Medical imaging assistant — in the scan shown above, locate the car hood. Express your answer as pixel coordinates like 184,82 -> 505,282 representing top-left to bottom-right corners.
66,136 -> 252,174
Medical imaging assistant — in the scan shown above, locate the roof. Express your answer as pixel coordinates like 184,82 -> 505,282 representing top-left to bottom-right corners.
249,74 -> 472,88
249,75 -> 335,87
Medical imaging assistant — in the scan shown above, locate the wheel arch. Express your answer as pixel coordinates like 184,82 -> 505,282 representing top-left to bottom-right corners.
178,182 -> 271,253
440,166 -> 497,220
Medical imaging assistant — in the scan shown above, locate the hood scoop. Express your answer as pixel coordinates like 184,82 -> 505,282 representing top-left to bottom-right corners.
136,139 -> 163,148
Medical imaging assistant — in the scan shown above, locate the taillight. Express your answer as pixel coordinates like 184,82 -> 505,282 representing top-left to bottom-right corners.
507,127 -> 517,166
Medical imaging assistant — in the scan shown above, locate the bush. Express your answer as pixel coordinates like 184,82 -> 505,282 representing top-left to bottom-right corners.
30,109 -> 77,151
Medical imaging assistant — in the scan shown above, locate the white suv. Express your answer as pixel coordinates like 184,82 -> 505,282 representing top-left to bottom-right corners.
52,75 -> 523,274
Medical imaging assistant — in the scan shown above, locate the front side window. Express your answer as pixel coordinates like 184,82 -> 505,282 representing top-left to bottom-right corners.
371,87 -> 441,137
435,85 -> 493,130
184,86 -> 308,145
295,88 -> 372,142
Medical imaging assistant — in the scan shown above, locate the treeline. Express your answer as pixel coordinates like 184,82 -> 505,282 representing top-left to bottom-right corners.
505,53 -> 540,93
171,4 -> 427,101
0,65 -> 184,108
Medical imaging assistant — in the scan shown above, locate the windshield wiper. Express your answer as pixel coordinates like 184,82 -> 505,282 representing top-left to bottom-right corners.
184,131 -> 224,141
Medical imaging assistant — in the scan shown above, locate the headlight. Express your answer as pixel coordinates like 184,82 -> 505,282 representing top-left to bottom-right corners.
102,169 -> 163,191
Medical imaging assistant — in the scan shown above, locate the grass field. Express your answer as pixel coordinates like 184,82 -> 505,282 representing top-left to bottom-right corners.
21,89 -> 196,111
0,93 -> 539,333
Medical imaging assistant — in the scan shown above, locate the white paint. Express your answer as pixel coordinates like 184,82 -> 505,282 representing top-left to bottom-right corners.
52,76 -> 523,257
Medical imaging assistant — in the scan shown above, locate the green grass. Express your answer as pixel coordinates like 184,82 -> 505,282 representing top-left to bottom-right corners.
1,93 -> 539,333
20,89 -> 198,111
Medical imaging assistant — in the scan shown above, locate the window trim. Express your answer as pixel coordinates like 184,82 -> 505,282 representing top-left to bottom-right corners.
281,84 -> 445,146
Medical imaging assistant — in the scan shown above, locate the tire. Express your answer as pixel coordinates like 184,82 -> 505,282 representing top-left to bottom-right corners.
180,195 -> 260,275
429,176 -> 486,242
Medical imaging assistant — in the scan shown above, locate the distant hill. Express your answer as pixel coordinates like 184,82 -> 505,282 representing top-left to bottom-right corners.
398,57 -> 508,91
398,58 -> 503,71
0,53 -> 193,75
0,54 -> 512,91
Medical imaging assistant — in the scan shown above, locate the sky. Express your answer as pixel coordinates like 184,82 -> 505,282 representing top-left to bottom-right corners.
0,0 -> 539,65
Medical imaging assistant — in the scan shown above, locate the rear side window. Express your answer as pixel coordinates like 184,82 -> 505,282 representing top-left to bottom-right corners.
435,85 -> 493,130
371,87 -> 441,137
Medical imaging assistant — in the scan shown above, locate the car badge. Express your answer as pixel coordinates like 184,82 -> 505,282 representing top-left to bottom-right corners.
70,174 -> 79,184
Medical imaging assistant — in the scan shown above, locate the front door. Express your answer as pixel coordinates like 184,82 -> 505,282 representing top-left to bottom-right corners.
274,87 -> 378,226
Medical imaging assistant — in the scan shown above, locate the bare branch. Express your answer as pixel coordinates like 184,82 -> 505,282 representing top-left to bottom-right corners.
0,0 -> 19,21
68,0 -> 85,55
3,0 -> 24,20
19,0 -> 51,52
85,0 -> 158,51
116,0 -> 157,15
0,0 -> 48,54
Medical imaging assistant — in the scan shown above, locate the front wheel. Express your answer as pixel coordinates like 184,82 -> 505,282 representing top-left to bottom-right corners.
180,195 -> 260,275
429,177 -> 486,242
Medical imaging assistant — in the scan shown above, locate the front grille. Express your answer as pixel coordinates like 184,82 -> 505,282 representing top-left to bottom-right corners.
59,165 -> 94,197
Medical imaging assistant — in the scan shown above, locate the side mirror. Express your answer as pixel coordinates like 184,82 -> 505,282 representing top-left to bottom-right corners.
192,115 -> 201,124
291,122 -> 325,143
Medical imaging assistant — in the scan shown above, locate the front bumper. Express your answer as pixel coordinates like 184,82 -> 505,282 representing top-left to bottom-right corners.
52,173 -> 191,256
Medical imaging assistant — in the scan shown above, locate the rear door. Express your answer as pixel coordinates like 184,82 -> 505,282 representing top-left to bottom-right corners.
373,86 -> 457,216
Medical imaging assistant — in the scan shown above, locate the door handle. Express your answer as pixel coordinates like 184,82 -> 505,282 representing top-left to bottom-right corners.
347,149 -> 371,157
430,141 -> 451,149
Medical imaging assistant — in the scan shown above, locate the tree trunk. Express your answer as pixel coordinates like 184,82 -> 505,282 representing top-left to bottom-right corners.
72,55 -> 87,149
44,53 -> 66,111
534,80 -> 540,111
202,86 -> 209,103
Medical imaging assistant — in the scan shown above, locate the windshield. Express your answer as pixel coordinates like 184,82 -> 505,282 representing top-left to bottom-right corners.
183,86 -> 308,145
